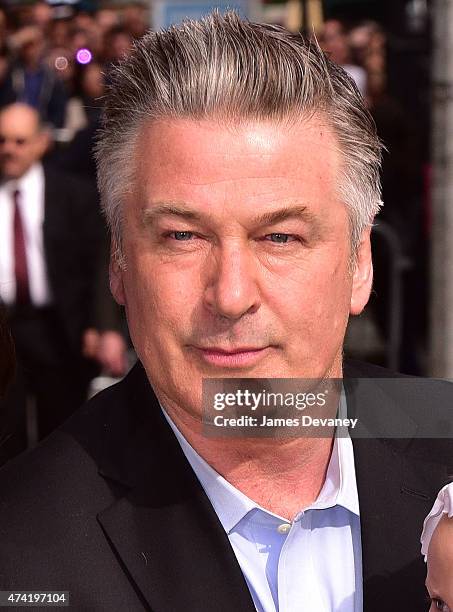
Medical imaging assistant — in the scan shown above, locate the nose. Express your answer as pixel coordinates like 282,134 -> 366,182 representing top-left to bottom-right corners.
203,242 -> 261,320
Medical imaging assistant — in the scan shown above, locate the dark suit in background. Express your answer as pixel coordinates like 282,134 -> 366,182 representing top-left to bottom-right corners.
0,163 -> 101,464
49,115 -> 128,339
0,360 -> 451,611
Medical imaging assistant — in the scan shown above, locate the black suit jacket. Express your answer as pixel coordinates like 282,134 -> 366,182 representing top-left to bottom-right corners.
41,163 -> 102,354
0,360 -> 451,611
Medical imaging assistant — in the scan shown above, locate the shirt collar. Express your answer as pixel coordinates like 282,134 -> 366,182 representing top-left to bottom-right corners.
161,391 -> 359,535
3,162 -> 43,195
308,390 -> 360,516
16,162 -> 43,192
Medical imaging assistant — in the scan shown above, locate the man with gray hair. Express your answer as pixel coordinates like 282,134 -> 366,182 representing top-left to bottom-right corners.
0,11 -> 451,612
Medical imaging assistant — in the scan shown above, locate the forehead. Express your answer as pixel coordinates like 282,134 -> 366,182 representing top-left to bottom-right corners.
0,110 -> 38,137
429,515 -> 453,562
132,116 -> 343,222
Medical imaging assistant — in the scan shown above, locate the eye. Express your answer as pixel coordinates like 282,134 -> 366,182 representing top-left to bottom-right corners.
432,598 -> 451,612
264,233 -> 297,244
169,231 -> 194,241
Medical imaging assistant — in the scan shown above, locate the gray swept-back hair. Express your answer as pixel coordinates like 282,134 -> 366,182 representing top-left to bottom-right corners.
95,10 -> 382,267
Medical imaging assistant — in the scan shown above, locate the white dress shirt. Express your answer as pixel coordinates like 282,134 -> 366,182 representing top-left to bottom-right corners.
162,395 -> 363,612
0,162 -> 52,307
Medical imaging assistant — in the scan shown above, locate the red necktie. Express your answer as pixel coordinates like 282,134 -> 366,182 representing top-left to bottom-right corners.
13,189 -> 30,305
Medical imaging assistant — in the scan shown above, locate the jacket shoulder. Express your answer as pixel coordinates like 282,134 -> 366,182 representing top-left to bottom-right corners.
343,358 -> 409,378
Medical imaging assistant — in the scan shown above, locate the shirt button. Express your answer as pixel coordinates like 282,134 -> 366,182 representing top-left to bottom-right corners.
277,523 -> 291,534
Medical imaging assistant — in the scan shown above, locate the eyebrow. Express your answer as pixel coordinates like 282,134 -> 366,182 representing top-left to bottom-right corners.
253,206 -> 316,226
142,204 -> 204,224
142,203 -> 318,228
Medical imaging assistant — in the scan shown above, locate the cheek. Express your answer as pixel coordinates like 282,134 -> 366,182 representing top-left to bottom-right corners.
267,247 -> 352,332
123,250 -> 198,340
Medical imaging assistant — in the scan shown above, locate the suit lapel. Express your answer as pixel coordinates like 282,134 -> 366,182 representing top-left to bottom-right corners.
42,164 -> 60,274
344,368 -> 450,610
98,483 -> 256,612
96,364 -> 255,612
352,434 -> 450,611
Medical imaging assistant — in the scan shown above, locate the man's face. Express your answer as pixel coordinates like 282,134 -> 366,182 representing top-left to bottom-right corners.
0,107 -> 47,179
19,30 -> 44,68
111,117 -> 372,415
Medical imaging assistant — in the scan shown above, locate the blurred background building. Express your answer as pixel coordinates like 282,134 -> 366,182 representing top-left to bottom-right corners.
1,0 -> 451,461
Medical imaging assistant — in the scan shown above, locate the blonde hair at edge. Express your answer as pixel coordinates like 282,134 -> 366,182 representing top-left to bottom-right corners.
94,10 -> 383,269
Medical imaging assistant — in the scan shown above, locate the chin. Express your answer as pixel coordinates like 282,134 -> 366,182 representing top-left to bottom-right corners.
3,168 -> 20,179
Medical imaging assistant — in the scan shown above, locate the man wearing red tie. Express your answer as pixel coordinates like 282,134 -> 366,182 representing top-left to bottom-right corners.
0,103 -> 101,462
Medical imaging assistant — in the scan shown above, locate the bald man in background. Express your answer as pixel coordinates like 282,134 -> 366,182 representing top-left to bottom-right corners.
0,103 -> 101,463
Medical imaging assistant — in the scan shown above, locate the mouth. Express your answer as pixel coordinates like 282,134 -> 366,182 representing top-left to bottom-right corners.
191,345 -> 272,368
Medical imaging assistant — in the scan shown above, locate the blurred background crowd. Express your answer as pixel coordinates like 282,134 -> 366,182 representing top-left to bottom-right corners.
0,0 -> 436,463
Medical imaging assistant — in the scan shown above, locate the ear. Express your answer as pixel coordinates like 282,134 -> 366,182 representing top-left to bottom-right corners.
109,252 -> 126,306
36,129 -> 50,157
350,227 -> 373,316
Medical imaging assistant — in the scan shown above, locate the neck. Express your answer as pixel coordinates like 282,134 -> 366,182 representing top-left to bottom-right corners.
156,360 -> 342,519
177,418 -> 334,519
